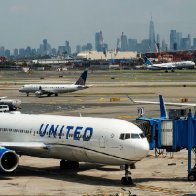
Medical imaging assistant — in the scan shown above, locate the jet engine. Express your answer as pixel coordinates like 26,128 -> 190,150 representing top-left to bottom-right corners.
0,148 -> 19,172
35,90 -> 43,97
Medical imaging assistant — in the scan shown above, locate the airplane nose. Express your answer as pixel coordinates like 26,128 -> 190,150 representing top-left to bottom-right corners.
137,139 -> 149,159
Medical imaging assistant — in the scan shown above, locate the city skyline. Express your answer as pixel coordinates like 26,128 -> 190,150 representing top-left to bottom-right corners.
0,0 -> 196,50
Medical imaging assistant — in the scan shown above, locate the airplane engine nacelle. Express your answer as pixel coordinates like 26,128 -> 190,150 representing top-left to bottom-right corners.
35,90 -> 43,97
0,148 -> 19,173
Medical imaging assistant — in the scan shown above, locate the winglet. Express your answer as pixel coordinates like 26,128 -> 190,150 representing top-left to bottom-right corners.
75,70 -> 88,86
159,95 -> 168,119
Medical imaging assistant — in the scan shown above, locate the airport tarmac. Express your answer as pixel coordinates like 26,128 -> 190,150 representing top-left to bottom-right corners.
0,70 -> 196,195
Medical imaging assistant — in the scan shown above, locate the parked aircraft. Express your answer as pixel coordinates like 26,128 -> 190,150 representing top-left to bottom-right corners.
128,94 -> 196,108
0,112 -> 149,185
19,70 -> 88,97
143,56 -> 195,72
0,97 -> 21,111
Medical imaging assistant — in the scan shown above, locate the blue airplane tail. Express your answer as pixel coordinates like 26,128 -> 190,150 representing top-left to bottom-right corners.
75,70 -> 88,85
143,56 -> 153,66
159,95 -> 168,119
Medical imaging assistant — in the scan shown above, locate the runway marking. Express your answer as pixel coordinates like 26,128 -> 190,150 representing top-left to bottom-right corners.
136,184 -> 188,195
98,98 -> 105,101
118,115 -> 138,119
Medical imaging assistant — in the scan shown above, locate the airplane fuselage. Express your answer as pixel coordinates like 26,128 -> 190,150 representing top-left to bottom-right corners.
19,84 -> 88,96
0,113 -> 149,165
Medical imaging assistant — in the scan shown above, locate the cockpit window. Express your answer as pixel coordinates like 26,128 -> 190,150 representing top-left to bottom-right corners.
131,133 -> 140,139
125,134 -> 130,139
119,133 -> 130,140
139,133 -> 145,138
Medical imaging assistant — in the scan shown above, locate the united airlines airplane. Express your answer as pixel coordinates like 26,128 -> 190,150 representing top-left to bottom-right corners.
19,70 -> 88,97
143,56 -> 195,72
0,112 -> 149,185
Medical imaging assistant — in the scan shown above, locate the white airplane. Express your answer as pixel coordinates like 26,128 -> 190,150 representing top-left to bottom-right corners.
143,56 -> 195,72
19,70 -> 89,97
0,97 -> 21,111
0,112 -> 149,185
128,95 -> 196,108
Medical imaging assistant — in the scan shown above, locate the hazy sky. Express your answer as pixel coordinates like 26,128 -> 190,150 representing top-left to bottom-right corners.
0,0 -> 196,50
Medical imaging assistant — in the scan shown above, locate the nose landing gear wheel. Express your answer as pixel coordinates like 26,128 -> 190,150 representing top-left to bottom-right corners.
121,164 -> 134,185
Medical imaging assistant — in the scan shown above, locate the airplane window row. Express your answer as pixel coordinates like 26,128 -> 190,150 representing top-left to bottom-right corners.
0,128 -> 84,139
0,127 -> 31,134
119,133 -> 142,140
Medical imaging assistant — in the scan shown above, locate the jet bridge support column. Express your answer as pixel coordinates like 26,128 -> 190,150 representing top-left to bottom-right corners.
188,111 -> 192,174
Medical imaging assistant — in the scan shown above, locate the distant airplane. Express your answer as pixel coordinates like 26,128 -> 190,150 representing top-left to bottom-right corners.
19,70 -> 89,97
128,94 -> 196,108
0,112 -> 149,185
143,56 -> 195,72
0,97 -> 21,111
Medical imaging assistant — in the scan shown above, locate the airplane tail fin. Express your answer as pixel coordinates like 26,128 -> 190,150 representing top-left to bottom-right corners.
159,95 -> 168,119
143,56 -> 153,66
75,70 -> 88,86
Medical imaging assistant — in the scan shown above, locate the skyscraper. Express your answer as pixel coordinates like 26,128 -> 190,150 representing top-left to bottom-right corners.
95,31 -> 103,51
149,17 -> 156,52
120,32 -> 128,51
43,39 -> 48,55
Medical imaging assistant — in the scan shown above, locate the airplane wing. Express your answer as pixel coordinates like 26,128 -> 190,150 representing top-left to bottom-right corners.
127,95 -> 196,107
0,142 -> 50,154
0,96 -> 7,100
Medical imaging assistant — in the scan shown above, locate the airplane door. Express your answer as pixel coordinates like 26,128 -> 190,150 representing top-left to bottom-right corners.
99,136 -> 106,148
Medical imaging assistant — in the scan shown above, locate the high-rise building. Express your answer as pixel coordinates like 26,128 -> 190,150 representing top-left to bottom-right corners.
149,17 -> 156,52
193,38 -> 196,49
76,45 -> 81,53
128,39 -> 137,51
43,39 -> 48,55
180,38 -> 190,50
170,30 -> 182,51
120,32 -> 128,51
162,40 -> 168,51
86,43 -> 93,51
65,41 -> 71,55
14,48 -> 19,57
0,46 -> 5,56
95,31 -> 103,51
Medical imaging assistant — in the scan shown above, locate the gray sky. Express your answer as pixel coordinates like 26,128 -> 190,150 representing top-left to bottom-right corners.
0,0 -> 196,50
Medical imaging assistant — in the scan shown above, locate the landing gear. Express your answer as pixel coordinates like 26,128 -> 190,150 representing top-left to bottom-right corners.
121,164 -> 133,185
60,160 -> 79,170
188,148 -> 196,181
55,93 -> 58,97
26,92 -> 29,97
